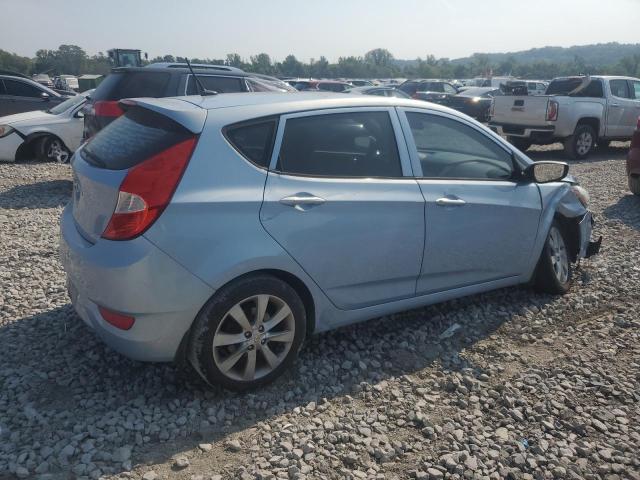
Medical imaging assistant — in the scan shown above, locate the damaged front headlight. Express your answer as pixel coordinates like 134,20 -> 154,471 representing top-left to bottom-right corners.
571,185 -> 590,207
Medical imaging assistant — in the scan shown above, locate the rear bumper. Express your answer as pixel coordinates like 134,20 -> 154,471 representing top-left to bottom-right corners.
489,122 -> 555,142
0,132 -> 23,162
59,205 -> 214,361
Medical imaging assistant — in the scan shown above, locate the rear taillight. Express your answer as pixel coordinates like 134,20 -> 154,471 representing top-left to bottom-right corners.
546,100 -> 559,121
99,306 -> 135,330
94,100 -> 124,118
102,137 -> 197,241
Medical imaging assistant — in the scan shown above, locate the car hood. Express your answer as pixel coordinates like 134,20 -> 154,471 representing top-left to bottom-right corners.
0,110 -> 53,126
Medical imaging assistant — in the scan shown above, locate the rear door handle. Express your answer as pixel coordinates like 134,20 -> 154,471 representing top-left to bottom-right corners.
610,103 -> 620,107
436,197 -> 466,206
280,193 -> 326,209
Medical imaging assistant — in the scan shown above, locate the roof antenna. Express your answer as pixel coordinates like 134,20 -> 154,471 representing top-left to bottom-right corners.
184,57 -> 217,96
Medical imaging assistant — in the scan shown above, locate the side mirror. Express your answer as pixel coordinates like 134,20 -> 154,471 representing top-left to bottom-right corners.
526,161 -> 569,183
40,92 -> 50,101
74,110 -> 84,118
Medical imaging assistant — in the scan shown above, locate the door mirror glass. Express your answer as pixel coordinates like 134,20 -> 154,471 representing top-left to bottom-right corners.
528,161 -> 569,183
40,92 -> 50,101
74,110 -> 84,118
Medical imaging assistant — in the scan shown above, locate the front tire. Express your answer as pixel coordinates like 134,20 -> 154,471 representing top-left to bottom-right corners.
37,136 -> 71,163
534,221 -> 572,294
188,275 -> 306,391
563,125 -> 595,160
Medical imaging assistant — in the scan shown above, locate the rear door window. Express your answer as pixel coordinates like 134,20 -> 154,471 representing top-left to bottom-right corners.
224,119 -> 277,168
186,75 -> 245,94
632,81 -> 640,100
92,72 -> 170,101
82,106 -> 192,170
4,79 -> 42,97
276,111 -> 402,177
610,80 -> 632,99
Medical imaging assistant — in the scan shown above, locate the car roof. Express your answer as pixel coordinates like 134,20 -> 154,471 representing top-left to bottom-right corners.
131,91 -> 455,115
110,66 -> 251,77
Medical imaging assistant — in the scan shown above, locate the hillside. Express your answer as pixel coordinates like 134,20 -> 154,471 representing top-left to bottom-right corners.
452,42 -> 640,66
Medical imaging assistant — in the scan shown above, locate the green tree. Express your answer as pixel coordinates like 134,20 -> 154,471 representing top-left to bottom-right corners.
364,48 -> 393,67
249,53 -> 273,74
279,54 -> 304,77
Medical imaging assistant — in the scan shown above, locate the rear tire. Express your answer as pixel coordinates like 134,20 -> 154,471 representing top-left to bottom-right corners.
629,175 -> 640,195
534,221 -> 572,295
563,125 -> 595,160
507,136 -> 532,151
188,274 -> 306,391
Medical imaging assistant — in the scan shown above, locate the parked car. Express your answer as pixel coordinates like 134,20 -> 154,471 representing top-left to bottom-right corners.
626,117 -> 640,194
489,75 -> 640,159
447,87 -> 501,122
343,86 -> 410,98
0,91 -> 90,163
32,73 -> 54,88
0,75 -> 74,116
82,63 -> 293,139
54,75 -> 80,92
349,80 -> 374,87
60,92 -> 600,390
294,80 -> 353,92
397,80 -> 459,104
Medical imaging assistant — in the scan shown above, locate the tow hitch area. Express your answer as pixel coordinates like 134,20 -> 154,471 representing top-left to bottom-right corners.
586,236 -> 602,258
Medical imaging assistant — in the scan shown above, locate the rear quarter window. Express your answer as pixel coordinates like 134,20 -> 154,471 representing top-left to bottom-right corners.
224,118 -> 278,168
82,106 -> 192,170
186,75 -> 245,95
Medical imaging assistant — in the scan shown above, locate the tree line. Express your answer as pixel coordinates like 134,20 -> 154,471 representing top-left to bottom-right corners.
1,45 -> 639,80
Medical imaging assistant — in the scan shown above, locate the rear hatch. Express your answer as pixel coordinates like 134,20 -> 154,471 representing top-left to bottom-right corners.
72,98 -> 206,243
490,95 -> 551,126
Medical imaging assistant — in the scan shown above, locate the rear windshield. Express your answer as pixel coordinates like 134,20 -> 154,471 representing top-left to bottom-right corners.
90,72 -> 171,101
545,78 -> 603,97
82,106 -> 192,170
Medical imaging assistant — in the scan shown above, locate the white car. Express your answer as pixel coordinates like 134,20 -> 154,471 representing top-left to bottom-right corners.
0,91 -> 90,163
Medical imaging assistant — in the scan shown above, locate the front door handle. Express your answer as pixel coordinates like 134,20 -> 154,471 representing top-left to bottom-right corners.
280,193 -> 326,209
610,103 -> 620,107
436,196 -> 466,206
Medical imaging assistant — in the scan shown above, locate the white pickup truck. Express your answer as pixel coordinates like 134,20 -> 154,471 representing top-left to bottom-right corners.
489,76 -> 640,159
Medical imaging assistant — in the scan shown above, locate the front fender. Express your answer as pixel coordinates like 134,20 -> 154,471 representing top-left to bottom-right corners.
525,183 -> 590,280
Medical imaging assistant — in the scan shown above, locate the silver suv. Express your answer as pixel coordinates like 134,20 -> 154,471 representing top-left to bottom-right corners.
60,92 -> 600,390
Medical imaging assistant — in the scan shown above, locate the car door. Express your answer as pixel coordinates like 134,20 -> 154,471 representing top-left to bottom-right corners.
397,108 -> 541,295
260,107 -> 425,310
607,79 -> 636,137
3,79 -> 49,115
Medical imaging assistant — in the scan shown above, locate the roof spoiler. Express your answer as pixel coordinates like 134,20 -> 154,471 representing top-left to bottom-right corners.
118,98 -> 208,134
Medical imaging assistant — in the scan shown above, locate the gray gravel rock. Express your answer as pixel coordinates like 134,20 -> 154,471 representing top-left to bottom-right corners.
0,151 -> 639,479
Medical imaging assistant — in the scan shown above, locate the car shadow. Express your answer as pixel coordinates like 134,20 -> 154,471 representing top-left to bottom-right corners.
602,193 -> 640,231
0,284 -> 560,478
526,143 -> 629,163
0,179 -> 72,209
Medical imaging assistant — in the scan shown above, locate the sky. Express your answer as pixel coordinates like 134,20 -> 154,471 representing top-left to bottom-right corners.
1,0 -> 639,62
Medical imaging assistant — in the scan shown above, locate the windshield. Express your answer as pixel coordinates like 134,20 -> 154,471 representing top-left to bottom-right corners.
46,93 -> 86,115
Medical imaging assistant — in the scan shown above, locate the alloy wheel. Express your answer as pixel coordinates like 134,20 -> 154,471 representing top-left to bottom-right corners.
47,139 -> 70,163
576,132 -> 593,157
548,226 -> 569,284
212,295 -> 295,382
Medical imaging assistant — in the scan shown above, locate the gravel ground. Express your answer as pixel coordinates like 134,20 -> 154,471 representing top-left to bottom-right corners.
0,144 -> 639,480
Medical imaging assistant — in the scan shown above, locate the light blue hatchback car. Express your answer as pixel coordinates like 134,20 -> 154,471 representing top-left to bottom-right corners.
60,92 -> 600,390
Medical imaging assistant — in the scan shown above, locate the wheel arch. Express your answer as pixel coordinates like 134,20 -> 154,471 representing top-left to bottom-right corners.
174,268 -> 317,366
576,117 -> 600,136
